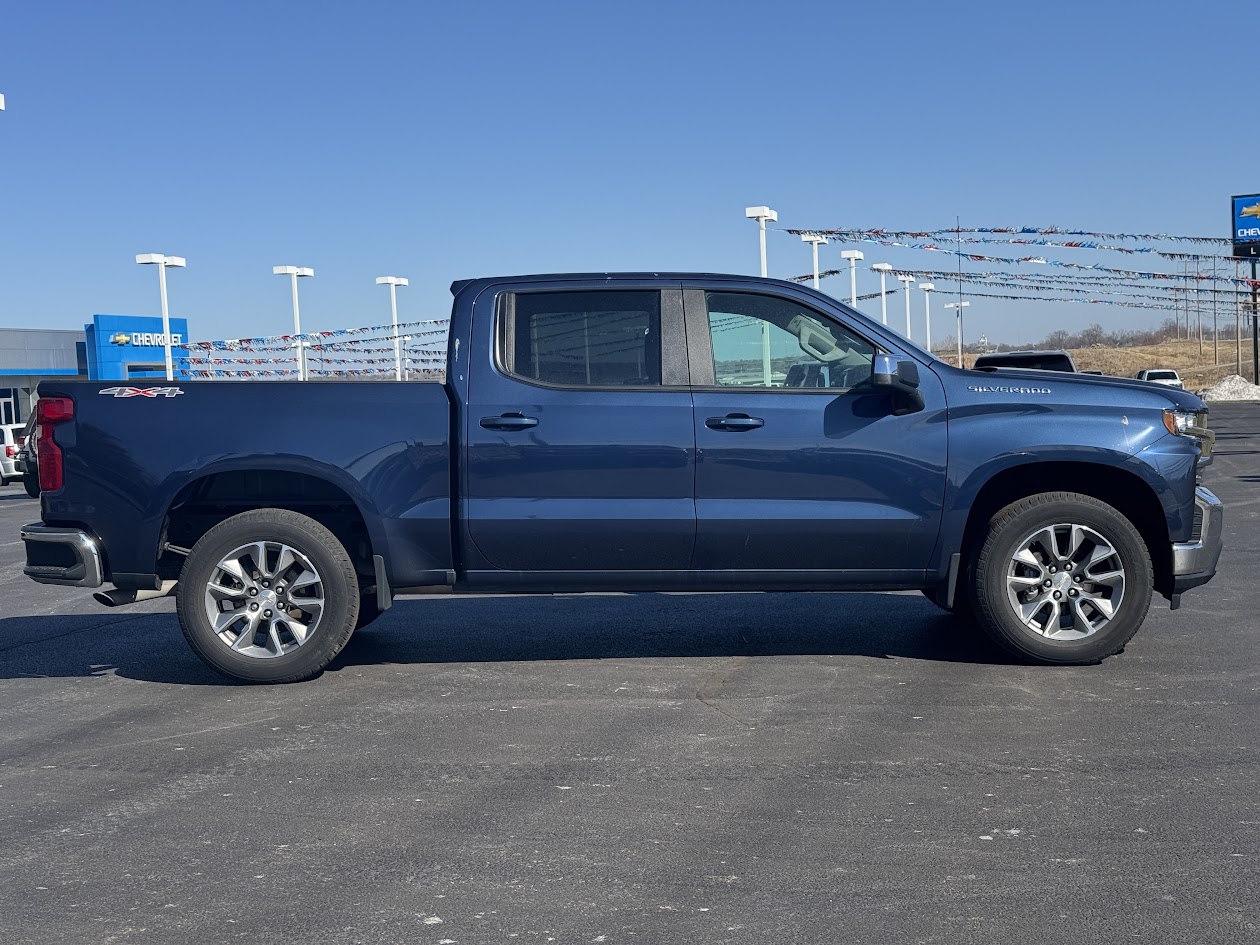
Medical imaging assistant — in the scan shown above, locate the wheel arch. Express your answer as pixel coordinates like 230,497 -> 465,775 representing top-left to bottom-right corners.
957,460 -> 1172,597
161,464 -> 384,584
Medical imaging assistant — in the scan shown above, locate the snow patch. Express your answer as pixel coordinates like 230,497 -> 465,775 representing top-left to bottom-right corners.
1200,374 -> 1260,401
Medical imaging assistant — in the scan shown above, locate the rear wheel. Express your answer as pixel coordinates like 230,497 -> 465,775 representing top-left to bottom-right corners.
175,509 -> 360,683
972,492 -> 1151,665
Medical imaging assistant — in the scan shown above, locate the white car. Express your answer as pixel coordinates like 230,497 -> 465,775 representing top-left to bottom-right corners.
1,423 -> 26,484
1135,369 -> 1184,390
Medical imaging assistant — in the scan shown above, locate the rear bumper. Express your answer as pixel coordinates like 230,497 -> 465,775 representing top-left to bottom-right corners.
1170,487 -> 1223,594
21,524 -> 104,588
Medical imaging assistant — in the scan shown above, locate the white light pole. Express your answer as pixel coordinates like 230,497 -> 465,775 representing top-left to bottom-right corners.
273,266 -> 314,380
403,335 -> 412,381
800,233 -> 828,289
871,263 -> 892,325
745,206 -> 778,278
375,276 -> 409,380
920,283 -> 935,353
745,206 -> 778,384
0,93 -> 5,110
134,254 -> 186,381
896,274 -> 916,340
840,250 -> 864,306
945,301 -> 970,368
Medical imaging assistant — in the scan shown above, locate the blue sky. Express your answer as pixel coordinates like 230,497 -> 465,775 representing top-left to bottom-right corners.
1,0 -> 1255,347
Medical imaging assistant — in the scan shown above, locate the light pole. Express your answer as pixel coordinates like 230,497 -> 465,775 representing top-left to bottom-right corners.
896,274 -> 916,340
871,263 -> 892,325
403,335 -> 412,380
273,266 -> 314,380
134,254 -> 186,381
840,250 -> 864,307
745,206 -> 778,384
920,283 -> 935,353
376,276 -> 409,380
745,206 -> 778,278
945,301 -> 970,368
800,234 -> 828,289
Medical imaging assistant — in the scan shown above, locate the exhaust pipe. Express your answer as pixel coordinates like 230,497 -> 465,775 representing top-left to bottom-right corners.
93,581 -> 177,608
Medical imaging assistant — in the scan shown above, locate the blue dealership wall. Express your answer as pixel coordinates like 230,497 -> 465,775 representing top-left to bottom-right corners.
85,314 -> 190,381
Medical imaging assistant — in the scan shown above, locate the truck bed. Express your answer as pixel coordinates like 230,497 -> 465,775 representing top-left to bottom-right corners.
36,380 -> 454,588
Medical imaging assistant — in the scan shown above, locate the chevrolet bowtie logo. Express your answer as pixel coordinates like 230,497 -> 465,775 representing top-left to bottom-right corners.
1241,203 -> 1260,220
110,332 -> 131,346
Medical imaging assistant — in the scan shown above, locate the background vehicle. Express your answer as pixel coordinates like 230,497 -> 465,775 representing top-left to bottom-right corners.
1,423 -> 26,485
13,415 -> 39,498
1135,368 -> 1185,389
973,349 -> 1083,372
20,273 -> 1223,682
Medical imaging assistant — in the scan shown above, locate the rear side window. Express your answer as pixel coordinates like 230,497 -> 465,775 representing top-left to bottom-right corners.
501,290 -> 661,387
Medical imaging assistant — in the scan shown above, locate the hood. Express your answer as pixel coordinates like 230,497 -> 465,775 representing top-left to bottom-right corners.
957,366 -> 1206,410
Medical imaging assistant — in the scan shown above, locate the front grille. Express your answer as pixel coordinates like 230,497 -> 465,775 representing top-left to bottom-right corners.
1191,503 -> 1205,542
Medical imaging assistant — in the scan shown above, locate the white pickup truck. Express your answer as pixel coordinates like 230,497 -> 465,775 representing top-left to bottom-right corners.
1135,369 -> 1185,390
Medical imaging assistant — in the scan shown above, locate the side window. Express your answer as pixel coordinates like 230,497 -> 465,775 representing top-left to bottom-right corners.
706,292 -> 875,389
501,290 -> 661,387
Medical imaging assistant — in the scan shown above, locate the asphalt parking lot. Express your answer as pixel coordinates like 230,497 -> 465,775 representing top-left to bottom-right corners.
1,405 -> 1257,945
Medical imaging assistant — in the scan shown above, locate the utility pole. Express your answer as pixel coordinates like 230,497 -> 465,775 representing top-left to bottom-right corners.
1252,257 -> 1258,383
1212,257 -> 1219,365
1237,259 -> 1244,376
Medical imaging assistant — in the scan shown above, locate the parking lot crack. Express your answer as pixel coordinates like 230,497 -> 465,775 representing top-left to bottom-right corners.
695,656 -> 754,729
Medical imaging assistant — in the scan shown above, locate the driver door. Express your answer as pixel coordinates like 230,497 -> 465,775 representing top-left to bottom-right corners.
685,285 -> 948,579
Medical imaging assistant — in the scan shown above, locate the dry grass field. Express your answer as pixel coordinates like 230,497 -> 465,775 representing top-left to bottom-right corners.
936,338 -> 1256,391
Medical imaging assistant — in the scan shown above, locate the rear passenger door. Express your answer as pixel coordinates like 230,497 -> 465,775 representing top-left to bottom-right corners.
463,283 -> 697,575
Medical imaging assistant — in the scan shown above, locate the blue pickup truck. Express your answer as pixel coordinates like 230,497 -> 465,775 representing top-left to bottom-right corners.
21,273 -> 1222,682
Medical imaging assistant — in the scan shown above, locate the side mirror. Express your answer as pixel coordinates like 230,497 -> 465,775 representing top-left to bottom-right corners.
872,354 -> 925,416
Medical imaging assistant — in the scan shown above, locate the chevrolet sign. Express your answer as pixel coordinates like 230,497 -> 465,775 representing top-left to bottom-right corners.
111,332 -> 184,347
1232,194 -> 1260,257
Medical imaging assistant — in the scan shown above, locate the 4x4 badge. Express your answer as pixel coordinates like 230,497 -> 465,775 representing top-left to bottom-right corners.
98,387 -> 185,398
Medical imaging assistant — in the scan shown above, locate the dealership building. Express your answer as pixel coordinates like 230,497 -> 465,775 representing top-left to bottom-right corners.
0,314 -> 189,425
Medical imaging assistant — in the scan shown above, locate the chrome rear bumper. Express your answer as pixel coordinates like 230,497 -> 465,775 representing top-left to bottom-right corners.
21,524 -> 104,588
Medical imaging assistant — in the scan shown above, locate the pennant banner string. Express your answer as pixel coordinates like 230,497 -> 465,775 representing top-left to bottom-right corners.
783,226 -> 1229,245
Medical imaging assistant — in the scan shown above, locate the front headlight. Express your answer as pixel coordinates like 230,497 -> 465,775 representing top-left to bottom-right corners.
1163,408 -> 1214,462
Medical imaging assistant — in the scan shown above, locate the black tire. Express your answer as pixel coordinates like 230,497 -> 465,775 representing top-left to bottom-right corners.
175,509 -> 360,683
972,492 -> 1152,665
23,476 -> 39,498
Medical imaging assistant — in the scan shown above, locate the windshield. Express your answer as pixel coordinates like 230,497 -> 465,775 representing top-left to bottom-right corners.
1148,371 -> 1178,380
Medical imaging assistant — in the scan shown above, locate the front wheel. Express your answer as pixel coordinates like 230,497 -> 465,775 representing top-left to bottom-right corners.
175,509 -> 360,683
972,492 -> 1152,665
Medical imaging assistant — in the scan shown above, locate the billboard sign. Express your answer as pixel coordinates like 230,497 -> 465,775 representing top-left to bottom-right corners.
1232,194 -> 1260,257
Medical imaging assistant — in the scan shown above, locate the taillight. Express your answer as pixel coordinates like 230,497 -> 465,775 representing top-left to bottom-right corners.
36,396 -> 74,492
4,446 -> 14,458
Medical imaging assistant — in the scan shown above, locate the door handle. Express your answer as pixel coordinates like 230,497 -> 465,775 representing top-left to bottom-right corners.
705,414 -> 764,431
480,413 -> 539,431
